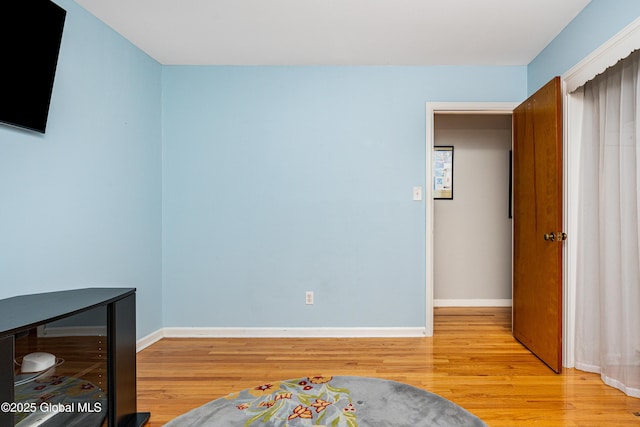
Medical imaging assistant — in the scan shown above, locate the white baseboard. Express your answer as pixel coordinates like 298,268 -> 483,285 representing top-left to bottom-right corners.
137,327 -> 426,348
163,326 -> 427,338
136,329 -> 164,352
434,299 -> 512,307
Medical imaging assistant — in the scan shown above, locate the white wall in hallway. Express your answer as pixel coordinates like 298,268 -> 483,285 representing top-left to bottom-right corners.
434,114 -> 512,305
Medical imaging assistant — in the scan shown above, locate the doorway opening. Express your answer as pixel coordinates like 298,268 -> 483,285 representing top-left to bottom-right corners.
433,113 -> 513,309
425,102 -> 518,336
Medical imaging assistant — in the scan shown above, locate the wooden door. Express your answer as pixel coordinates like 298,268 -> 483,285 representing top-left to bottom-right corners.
512,76 -> 563,373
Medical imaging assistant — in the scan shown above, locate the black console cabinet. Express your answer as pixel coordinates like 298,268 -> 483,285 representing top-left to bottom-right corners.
0,288 -> 149,426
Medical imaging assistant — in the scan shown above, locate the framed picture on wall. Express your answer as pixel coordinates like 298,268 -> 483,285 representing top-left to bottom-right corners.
433,146 -> 454,199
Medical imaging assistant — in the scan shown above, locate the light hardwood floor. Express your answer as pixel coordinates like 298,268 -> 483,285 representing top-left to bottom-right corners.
136,307 -> 639,426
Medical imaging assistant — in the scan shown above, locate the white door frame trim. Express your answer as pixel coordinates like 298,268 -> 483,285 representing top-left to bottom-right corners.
424,102 -> 518,336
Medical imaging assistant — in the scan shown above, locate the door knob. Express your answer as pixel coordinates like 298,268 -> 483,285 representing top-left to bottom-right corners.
544,232 -> 567,242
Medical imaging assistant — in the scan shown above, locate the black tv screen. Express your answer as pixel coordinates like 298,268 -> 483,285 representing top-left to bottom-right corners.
0,0 -> 66,133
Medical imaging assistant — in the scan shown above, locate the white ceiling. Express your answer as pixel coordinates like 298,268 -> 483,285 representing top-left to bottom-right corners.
74,0 -> 591,66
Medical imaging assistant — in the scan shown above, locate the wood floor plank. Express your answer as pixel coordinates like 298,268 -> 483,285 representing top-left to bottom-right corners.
136,307 -> 640,426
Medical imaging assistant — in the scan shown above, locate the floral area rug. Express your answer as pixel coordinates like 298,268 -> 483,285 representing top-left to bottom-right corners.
163,375 -> 488,426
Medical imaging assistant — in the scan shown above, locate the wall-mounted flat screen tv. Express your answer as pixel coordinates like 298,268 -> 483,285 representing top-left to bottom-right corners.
0,0 -> 66,134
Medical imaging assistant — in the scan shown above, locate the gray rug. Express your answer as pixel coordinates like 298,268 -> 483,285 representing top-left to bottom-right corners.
163,376 -> 488,426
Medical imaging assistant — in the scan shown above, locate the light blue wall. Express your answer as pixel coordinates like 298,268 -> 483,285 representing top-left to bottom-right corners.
7,0 -> 639,336
161,66 -> 526,328
0,0 -> 163,338
528,0 -> 640,94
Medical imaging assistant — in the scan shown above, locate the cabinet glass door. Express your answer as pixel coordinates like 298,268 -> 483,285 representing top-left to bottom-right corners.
13,305 -> 108,427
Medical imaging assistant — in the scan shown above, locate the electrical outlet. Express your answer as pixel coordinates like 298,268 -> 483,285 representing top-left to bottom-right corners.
305,291 -> 314,305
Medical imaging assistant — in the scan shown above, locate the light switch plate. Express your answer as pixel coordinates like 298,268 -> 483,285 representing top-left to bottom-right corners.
413,186 -> 423,201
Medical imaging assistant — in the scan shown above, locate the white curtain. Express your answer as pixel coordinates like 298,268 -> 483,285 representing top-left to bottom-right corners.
575,49 -> 640,398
